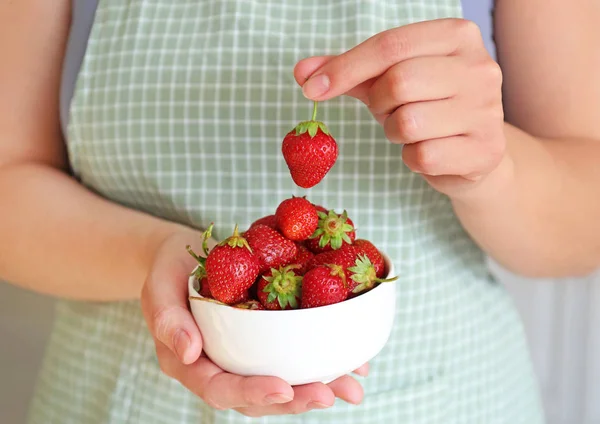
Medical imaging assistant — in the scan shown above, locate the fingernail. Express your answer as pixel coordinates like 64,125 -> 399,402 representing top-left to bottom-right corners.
264,393 -> 293,404
173,330 -> 190,362
307,401 -> 331,409
302,74 -> 330,99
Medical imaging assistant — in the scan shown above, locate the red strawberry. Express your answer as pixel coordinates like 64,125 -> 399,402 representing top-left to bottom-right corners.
353,239 -> 385,278
233,300 -> 265,310
275,196 -> 319,241
244,224 -> 297,274
250,214 -> 278,230
301,264 -> 348,309
306,245 -> 358,280
205,224 -> 261,304
306,209 -> 356,253
197,277 -> 212,298
282,101 -> 338,188
257,265 -> 303,310
292,243 -> 314,275
345,254 -> 398,296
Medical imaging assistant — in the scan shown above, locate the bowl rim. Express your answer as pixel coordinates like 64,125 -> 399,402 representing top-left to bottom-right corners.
188,252 -> 396,314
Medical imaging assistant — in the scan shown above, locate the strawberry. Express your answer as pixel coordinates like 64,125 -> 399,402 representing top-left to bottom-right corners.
301,264 -> 348,309
282,101 -> 338,188
306,245 -> 359,280
186,227 -> 214,298
306,209 -> 356,253
313,204 -> 328,214
205,224 -> 261,304
346,254 -> 398,296
292,242 -> 314,275
233,300 -> 265,310
258,265 -> 303,310
250,214 -> 278,230
197,277 -> 212,298
275,196 -> 318,241
244,224 -> 297,274
353,239 -> 385,278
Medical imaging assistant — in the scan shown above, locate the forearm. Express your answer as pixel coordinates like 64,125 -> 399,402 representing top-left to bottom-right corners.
451,123 -> 600,278
0,163 -> 190,301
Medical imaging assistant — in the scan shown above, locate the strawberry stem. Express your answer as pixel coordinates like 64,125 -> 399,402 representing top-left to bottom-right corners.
311,101 -> 318,121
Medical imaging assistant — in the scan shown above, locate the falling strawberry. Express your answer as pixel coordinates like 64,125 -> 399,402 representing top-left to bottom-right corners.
258,265 -> 303,310
205,224 -> 261,304
233,300 -> 265,310
250,214 -> 278,230
291,242 -> 314,275
244,224 -> 297,274
275,196 -> 319,241
301,264 -> 348,308
282,101 -> 338,188
353,239 -> 386,278
306,209 -> 356,253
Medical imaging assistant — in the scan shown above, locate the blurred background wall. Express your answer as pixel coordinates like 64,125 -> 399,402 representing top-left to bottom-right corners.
2,265 -> 599,423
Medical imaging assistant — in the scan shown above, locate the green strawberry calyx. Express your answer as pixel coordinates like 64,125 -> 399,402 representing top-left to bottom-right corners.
292,101 -> 330,138
348,254 -> 399,294
310,209 -> 354,250
186,222 -> 215,278
219,223 -> 253,253
262,265 -> 303,309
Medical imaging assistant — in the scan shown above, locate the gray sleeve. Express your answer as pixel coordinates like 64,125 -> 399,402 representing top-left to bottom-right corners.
59,0 -> 99,137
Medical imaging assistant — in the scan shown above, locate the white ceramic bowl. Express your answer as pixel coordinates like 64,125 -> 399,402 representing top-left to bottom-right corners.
188,253 -> 397,386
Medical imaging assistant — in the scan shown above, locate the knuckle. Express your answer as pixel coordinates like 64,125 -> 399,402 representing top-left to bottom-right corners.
376,30 -> 410,63
481,60 -> 503,86
388,106 -> 419,143
413,143 -> 438,174
389,65 -> 412,105
455,18 -> 482,41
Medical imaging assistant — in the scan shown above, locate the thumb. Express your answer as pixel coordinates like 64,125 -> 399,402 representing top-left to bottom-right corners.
294,55 -> 374,106
141,254 -> 203,365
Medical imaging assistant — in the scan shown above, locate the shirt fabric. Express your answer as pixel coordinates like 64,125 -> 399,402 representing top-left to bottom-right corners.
28,1 -> 543,423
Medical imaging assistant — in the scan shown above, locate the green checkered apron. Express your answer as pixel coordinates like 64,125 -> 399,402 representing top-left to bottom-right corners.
27,1 -> 544,423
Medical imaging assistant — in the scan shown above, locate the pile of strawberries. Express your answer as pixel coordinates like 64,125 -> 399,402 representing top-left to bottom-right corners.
188,196 -> 397,310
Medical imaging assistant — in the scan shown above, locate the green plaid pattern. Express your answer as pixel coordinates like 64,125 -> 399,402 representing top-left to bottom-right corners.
28,1 -> 543,423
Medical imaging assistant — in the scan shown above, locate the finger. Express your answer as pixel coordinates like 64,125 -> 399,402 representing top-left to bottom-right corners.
383,98 -> 471,145
294,55 -> 374,105
368,56 -> 465,116
204,370 -> 295,410
353,363 -> 369,377
156,343 -> 294,410
236,383 -> 335,417
327,375 -> 364,405
299,18 -> 485,101
402,133 -> 505,178
141,245 -> 204,364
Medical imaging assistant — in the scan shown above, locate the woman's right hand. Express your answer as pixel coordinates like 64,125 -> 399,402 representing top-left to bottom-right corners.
140,228 -> 367,417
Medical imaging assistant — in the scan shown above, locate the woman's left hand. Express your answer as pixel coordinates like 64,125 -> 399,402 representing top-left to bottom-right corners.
295,18 -> 508,199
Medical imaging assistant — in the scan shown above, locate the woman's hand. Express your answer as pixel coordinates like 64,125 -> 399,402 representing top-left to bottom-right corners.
294,18 -> 508,199
140,228 -> 366,417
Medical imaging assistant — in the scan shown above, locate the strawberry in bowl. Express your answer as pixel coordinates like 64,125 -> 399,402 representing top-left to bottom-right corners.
186,197 -> 398,386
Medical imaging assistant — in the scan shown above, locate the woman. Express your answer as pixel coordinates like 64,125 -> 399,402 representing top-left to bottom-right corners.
1,0 -> 598,422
